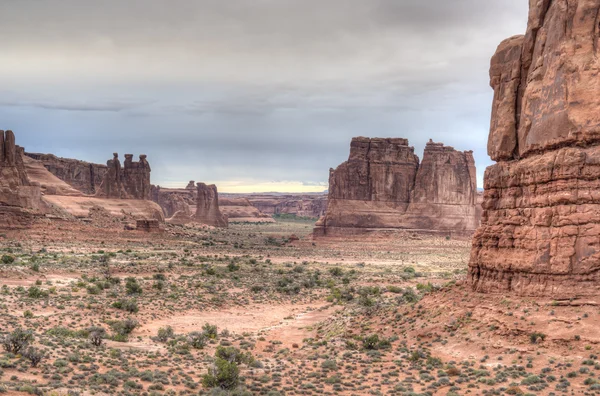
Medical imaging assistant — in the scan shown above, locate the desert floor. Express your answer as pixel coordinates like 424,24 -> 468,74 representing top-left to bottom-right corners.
1,218 -> 599,395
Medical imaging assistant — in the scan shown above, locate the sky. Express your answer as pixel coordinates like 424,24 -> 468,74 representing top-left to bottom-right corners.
0,0 -> 528,193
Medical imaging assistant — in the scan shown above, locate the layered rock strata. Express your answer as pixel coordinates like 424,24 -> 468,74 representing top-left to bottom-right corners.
97,154 -> 151,200
220,197 -> 274,223
469,0 -> 600,297
314,137 -> 479,237
248,195 -> 327,219
194,183 -> 228,228
24,153 -> 107,194
0,130 -> 46,227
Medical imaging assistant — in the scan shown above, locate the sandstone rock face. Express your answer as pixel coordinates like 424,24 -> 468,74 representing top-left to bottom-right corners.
0,131 -> 46,227
123,154 -> 151,200
136,219 -> 162,233
315,137 -> 479,237
469,0 -> 600,297
248,194 -> 327,219
151,185 -> 194,219
220,197 -> 274,223
194,183 -> 228,227
97,154 -> 151,200
24,153 -> 107,194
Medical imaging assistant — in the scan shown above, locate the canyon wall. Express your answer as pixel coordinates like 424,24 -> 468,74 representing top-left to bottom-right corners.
24,153 -> 107,195
314,137 -> 479,237
469,0 -> 600,297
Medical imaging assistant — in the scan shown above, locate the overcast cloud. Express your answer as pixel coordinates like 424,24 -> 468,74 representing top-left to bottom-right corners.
0,0 -> 527,192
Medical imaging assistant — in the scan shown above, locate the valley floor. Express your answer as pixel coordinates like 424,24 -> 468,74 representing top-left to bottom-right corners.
0,219 -> 598,395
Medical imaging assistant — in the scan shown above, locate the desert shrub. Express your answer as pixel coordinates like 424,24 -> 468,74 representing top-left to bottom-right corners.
1,255 -> 14,264
215,346 -> 253,365
153,280 -> 164,290
27,286 -> 48,299
329,267 -> 344,277
86,285 -> 100,295
23,310 -> 33,318
88,326 -> 106,346
321,359 -> 337,370
203,358 -> 240,390
203,323 -> 218,339
530,332 -> 546,344
363,334 -> 380,350
227,261 -> 240,272
188,332 -> 208,349
152,273 -> 166,281
387,285 -> 403,294
416,282 -> 435,293
110,318 -> 139,338
125,277 -> 142,295
1,328 -> 34,354
156,326 -> 175,342
397,288 -> 421,304
22,347 -> 45,367
111,299 -> 139,313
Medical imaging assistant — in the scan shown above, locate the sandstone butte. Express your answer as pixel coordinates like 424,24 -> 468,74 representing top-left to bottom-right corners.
314,137 -> 480,238
194,183 -> 228,228
469,0 -> 600,297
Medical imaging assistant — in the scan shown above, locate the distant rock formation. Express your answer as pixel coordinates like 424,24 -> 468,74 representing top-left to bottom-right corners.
314,137 -> 479,237
136,219 -> 162,233
123,154 -> 151,200
97,153 -> 151,200
470,0 -> 600,297
24,153 -> 107,194
248,195 -> 327,219
185,181 -> 196,190
0,130 -> 46,227
151,185 -> 195,219
220,197 -> 274,223
194,183 -> 228,228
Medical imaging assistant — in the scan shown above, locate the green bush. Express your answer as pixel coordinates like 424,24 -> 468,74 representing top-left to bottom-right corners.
156,326 -> 175,342
125,277 -> 143,295
203,323 -> 218,339
111,299 -> 139,313
1,255 -> 14,264
188,332 -> 208,349
27,286 -> 48,299
203,358 -> 240,390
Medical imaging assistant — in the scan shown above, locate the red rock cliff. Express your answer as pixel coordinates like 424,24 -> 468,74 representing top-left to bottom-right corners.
0,130 -> 46,227
194,183 -> 228,228
469,0 -> 600,297
315,137 -> 479,237
24,152 -> 107,195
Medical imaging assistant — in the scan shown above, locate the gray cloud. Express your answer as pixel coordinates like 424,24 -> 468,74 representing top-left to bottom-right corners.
0,0 -> 528,190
